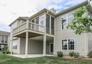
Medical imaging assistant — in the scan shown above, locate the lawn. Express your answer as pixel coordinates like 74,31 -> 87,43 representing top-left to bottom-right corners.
0,54 -> 92,64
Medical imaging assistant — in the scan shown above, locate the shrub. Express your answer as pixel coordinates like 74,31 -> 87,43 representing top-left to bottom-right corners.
57,51 -> 63,57
2,51 -> 6,54
69,52 -> 79,58
88,51 -> 92,58
74,53 -> 79,58
7,51 -> 11,54
69,52 -> 75,57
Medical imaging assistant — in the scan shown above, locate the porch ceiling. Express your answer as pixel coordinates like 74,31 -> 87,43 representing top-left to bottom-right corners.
15,32 -> 42,38
30,36 -> 54,41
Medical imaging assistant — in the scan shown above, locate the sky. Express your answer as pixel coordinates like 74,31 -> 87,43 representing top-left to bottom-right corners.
0,0 -> 86,32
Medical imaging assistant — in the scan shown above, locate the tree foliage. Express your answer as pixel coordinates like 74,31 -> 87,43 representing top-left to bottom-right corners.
67,6 -> 92,34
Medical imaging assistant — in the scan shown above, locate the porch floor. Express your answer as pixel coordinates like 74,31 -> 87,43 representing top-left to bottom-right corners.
9,54 -> 54,58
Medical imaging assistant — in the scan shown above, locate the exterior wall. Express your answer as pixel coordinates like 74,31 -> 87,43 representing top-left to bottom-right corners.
20,38 -> 25,54
54,10 -> 88,57
28,40 -> 43,54
11,38 -> 43,54
12,38 -> 20,54
88,33 -> 92,52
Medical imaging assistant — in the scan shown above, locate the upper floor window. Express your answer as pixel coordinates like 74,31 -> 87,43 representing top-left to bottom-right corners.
40,20 -> 44,26
46,14 -> 50,34
32,19 -> 35,23
62,18 -> 66,30
62,39 -> 74,50
51,17 -> 54,35
36,17 -> 39,24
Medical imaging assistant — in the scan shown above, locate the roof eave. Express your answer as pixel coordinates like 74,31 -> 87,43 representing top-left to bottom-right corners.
55,1 -> 88,17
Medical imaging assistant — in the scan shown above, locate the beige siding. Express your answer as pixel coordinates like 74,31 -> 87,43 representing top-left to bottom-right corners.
20,38 -> 25,54
12,38 -> 20,54
54,10 -> 88,57
28,40 -> 43,54
88,33 -> 92,52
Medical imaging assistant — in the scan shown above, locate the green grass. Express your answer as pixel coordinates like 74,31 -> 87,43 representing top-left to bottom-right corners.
0,54 -> 92,64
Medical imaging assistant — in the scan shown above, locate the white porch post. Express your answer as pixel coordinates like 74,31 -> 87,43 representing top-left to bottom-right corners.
43,34 -> 46,56
25,20 -> 29,56
18,38 -> 20,54
11,33 -> 13,55
25,32 -> 28,56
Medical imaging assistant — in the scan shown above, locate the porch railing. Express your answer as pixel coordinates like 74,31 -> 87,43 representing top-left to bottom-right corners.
12,21 -> 45,35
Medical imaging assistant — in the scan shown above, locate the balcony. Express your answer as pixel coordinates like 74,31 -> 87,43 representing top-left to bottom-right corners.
12,21 -> 45,37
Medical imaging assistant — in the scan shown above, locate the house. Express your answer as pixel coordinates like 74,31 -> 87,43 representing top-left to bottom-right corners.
9,0 -> 92,58
0,31 -> 10,51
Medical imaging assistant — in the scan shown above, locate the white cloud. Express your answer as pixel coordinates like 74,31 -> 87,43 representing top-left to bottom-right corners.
0,0 -> 86,32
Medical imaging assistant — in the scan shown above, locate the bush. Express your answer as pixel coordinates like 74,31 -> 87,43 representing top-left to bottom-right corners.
57,51 -> 63,57
69,52 -> 75,57
74,53 -> 79,58
88,51 -> 92,58
2,51 -> 6,54
7,51 -> 11,54
69,52 -> 79,58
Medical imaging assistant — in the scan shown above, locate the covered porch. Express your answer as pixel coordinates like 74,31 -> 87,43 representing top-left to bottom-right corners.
11,32 -> 54,58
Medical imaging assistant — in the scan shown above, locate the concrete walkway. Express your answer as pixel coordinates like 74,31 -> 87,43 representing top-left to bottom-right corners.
8,54 -> 54,58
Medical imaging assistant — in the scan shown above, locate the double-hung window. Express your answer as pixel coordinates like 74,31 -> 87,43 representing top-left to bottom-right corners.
62,39 -> 74,50
62,40 -> 67,50
68,39 -> 74,50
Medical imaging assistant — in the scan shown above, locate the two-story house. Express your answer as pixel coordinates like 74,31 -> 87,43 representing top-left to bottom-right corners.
0,31 -> 10,51
9,0 -> 92,58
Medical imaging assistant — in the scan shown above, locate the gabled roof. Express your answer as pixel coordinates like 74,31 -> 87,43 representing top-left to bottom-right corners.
55,1 -> 88,17
29,8 -> 55,20
9,17 -> 29,26
9,8 -> 55,26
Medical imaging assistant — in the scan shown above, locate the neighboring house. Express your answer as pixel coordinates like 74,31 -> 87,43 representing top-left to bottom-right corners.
0,31 -> 10,51
9,0 -> 92,58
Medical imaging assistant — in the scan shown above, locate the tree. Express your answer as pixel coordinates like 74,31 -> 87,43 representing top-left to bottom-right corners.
67,6 -> 92,34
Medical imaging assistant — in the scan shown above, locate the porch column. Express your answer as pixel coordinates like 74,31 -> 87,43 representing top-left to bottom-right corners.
43,34 -> 46,56
11,33 -> 13,55
18,38 -> 20,54
25,32 -> 28,56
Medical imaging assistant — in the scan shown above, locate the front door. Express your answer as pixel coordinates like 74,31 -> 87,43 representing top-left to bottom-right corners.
49,43 -> 53,54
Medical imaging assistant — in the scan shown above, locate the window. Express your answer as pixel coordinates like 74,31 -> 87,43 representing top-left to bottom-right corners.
51,17 -> 54,35
62,18 -> 66,29
1,35 -> 4,43
13,45 -> 17,49
68,39 -> 74,50
36,17 -> 39,24
46,14 -> 50,34
62,39 -> 75,50
62,40 -> 67,50
32,19 -> 34,23
40,20 -> 44,26
5,36 -> 8,43
31,19 -> 35,30
12,42 -> 17,49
